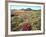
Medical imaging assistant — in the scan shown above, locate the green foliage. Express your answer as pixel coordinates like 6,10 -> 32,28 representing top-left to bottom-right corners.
11,16 -> 24,31
28,10 -> 41,30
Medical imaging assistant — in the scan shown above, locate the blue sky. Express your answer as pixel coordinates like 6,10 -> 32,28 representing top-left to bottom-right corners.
11,5 -> 41,10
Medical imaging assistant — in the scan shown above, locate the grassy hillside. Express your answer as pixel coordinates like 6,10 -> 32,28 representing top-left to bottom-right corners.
11,10 -> 41,31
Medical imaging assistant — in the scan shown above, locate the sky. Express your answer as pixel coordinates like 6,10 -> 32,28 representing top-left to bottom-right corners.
11,5 -> 41,10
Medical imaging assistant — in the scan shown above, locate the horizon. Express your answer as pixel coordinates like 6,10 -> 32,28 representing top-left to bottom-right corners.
11,5 -> 41,10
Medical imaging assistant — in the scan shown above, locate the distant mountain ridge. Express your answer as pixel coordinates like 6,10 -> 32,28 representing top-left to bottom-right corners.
21,8 -> 32,11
